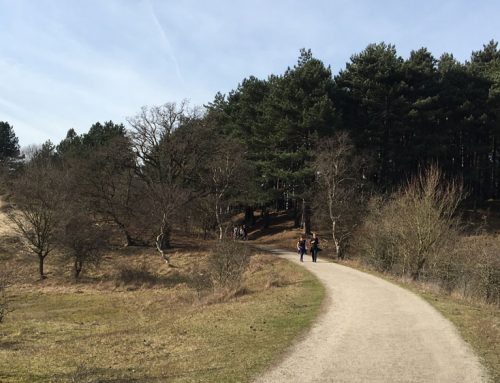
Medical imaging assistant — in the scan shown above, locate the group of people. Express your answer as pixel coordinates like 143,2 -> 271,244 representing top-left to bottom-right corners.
296,233 -> 320,263
232,224 -> 248,240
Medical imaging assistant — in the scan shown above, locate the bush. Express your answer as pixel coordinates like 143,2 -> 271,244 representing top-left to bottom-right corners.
352,196 -> 400,272
208,240 -> 250,290
446,236 -> 500,305
353,166 -> 499,306
353,166 -> 464,280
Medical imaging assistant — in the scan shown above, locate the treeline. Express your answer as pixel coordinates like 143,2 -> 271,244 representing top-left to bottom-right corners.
1,111 -> 255,279
207,42 -> 500,210
0,41 -> 499,304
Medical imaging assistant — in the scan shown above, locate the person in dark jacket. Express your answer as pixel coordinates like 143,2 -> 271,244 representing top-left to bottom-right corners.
296,236 -> 306,262
310,233 -> 319,263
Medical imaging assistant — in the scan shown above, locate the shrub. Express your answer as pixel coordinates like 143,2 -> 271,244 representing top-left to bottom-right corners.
448,236 -> 500,305
208,240 -> 250,290
353,166 -> 465,279
353,166 -> 499,306
352,196 -> 400,272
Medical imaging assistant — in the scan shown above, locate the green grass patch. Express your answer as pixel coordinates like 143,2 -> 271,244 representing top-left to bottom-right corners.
0,255 -> 324,383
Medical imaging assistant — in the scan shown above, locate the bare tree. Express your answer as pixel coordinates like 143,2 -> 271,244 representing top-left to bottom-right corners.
65,136 -> 147,246
60,212 -> 107,279
354,165 -> 466,280
209,240 -> 250,290
313,132 -> 367,258
396,165 -> 466,279
200,137 -> 248,240
8,151 -> 62,279
128,102 -> 205,265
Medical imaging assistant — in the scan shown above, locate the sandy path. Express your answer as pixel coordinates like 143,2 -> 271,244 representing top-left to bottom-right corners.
254,247 -> 489,383
0,197 -> 14,236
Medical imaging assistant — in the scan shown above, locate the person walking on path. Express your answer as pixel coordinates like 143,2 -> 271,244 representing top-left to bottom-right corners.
296,236 -> 306,262
310,233 -> 319,263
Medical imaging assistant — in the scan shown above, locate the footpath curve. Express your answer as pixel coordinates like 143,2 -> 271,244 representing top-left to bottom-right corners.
253,247 -> 489,383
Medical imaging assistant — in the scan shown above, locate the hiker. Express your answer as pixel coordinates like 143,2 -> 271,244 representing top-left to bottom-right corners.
296,235 -> 306,262
241,224 -> 248,240
310,233 -> 319,263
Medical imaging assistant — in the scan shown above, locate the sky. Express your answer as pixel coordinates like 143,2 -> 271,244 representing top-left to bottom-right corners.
1,0 -> 499,148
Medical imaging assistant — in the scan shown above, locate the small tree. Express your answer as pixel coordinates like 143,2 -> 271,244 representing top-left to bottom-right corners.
209,240 -> 250,290
9,151 -> 62,279
59,125 -> 146,246
397,165 -> 465,279
60,213 -> 107,279
354,165 -> 465,280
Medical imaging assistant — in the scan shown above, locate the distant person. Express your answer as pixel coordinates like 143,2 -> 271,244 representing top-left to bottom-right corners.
297,235 -> 306,262
310,233 -> 319,263
241,224 -> 248,240
236,225 -> 243,240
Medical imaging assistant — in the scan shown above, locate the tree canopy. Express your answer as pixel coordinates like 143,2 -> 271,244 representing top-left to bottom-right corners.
0,121 -> 20,161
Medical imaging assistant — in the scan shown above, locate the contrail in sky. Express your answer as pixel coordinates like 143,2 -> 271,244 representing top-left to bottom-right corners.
145,0 -> 185,84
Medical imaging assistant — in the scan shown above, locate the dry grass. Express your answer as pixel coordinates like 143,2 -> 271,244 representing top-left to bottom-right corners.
0,232 -> 324,382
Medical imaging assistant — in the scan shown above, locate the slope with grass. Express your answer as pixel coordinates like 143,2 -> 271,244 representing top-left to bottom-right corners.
0,250 -> 324,383
0,199 -> 325,383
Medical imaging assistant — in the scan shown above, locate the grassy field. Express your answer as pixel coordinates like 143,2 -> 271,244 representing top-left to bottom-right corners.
0,237 -> 324,383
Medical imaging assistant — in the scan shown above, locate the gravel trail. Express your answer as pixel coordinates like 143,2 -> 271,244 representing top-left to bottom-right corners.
254,247 -> 489,383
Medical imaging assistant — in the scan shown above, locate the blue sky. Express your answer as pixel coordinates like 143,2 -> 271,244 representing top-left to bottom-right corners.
1,0 -> 498,147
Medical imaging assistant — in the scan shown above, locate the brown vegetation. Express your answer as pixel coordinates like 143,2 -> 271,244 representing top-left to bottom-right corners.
0,273 -> 8,323
352,166 -> 499,305
0,224 -> 324,382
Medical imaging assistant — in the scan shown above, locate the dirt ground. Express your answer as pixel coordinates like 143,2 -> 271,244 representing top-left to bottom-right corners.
0,198 -> 14,237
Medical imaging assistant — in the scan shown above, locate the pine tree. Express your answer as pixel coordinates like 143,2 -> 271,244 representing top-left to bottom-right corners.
335,43 -> 406,187
0,121 -> 20,160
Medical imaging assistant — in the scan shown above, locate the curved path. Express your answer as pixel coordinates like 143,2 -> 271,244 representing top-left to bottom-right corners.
254,247 -> 489,383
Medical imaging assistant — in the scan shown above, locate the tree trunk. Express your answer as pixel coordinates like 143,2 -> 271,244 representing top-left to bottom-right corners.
125,231 -> 134,246
215,197 -> 224,240
262,208 -> 270,229
332,220 -> 341,259
123,230 -> 147,247
74,259 -> 82,279
38,254 -> 46,279
301,199 -> 311,235
244,206 -> 255,226
156,217 -> 171,265
412,256 -> 427,280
